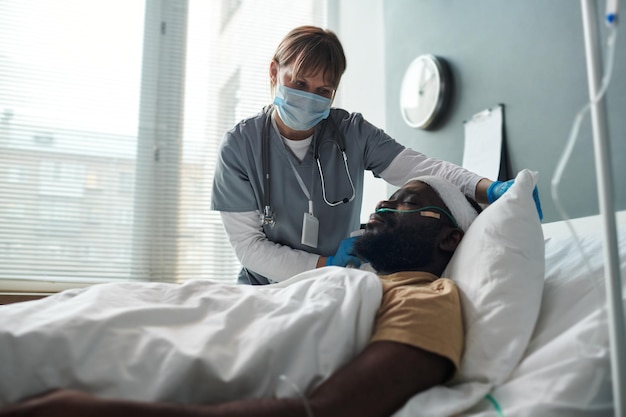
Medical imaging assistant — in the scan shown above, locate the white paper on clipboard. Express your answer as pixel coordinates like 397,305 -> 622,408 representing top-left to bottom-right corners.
462,105 -> 503,180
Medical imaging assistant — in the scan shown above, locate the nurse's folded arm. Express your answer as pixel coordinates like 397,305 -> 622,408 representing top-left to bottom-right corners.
220,211 -> 320,282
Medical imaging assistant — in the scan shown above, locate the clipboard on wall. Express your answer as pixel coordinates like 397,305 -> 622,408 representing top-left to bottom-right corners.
462,104 -> 510,181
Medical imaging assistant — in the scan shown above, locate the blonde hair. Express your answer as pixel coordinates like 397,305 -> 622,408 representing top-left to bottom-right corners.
271,26 -> 347,93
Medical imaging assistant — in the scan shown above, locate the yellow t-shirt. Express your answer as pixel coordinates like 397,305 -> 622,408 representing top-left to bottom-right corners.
370,271 -> 464,371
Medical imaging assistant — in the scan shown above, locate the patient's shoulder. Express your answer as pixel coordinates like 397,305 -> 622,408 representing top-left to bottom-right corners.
373,274 -> 463,371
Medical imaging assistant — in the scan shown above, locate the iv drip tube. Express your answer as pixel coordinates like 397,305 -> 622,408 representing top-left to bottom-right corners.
579,1 -> 625,416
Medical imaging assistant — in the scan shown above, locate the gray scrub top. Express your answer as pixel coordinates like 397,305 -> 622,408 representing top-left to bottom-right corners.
211,107 -> 404,283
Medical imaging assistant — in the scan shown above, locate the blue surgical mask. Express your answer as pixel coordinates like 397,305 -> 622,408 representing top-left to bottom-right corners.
273,83 -> 331,131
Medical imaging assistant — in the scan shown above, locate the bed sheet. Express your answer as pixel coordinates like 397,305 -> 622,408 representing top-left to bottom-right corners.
2,209 -> 624,415
462,217 -> 626,417
0,267 -> 382,406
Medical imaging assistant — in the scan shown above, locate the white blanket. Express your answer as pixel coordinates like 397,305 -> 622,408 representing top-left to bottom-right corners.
0,267 -> 382,406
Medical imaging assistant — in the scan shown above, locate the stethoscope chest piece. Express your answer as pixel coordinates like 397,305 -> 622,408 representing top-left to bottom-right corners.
260,205 -> 275,227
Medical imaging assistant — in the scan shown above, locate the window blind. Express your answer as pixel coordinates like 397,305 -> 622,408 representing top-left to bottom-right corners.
0,0 -> 327,291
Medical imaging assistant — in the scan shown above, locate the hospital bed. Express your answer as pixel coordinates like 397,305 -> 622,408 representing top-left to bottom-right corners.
0,169 -> 624,416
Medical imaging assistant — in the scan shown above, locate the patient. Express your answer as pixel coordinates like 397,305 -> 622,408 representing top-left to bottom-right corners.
0,176 -> 480,417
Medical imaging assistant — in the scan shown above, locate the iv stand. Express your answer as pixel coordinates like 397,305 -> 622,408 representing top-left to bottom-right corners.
580,1 -> 626,416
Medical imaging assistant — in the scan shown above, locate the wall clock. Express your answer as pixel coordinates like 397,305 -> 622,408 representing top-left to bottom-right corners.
400,54 -> 452,129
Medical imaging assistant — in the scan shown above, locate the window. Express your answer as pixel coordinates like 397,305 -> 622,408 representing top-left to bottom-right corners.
0,0 -> 328,291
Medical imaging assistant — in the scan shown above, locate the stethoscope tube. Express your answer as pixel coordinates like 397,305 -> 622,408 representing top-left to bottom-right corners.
260,106 -> 356,225
261,109 -> 275,226
313,111 -> 356,206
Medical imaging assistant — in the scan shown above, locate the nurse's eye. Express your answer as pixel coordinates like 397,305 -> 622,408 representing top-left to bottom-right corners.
317,88 -> 333,98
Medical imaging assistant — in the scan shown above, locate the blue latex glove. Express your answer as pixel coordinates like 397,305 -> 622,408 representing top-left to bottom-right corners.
532,186 -> 544,221
486,180 -> 514,203
487,180 -> 544,221
326,236 -> 362,268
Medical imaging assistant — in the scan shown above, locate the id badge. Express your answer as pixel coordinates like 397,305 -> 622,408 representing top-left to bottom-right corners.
301,212 -> 319,248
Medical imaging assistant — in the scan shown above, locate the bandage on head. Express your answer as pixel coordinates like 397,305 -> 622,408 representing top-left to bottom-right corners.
375,206 -> 459,229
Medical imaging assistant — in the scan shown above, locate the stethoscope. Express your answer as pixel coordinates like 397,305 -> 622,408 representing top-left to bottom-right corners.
260,106 -> 356,226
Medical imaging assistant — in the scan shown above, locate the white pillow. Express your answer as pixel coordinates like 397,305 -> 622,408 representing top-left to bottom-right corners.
393,169 -> 545,417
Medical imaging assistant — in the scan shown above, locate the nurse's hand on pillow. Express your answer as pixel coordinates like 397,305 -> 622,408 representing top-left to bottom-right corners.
487,180 -> 544,221
326,236 -> 362,268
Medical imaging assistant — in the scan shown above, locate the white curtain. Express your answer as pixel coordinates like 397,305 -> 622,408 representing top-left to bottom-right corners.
0,0 -> 327,291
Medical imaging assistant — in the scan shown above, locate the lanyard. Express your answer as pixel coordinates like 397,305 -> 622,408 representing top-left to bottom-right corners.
285,147 -> 315,215
271,115 -> 319,248
271,114 -> 315,214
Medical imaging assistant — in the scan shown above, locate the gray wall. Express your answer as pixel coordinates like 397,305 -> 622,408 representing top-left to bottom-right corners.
335,0 -> 389,222
383,0 -> 625,222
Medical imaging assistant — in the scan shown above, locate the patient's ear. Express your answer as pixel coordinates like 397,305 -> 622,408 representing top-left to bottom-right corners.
438,228 -> 463,253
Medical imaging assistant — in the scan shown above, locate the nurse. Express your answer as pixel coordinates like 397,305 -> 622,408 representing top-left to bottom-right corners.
212,25 -> 504,285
